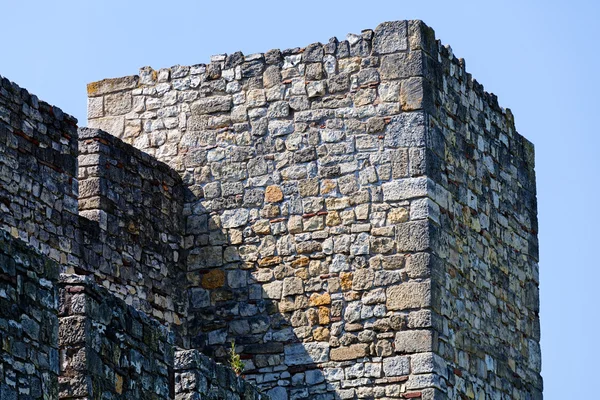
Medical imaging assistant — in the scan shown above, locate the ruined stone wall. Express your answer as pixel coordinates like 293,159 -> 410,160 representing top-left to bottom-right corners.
0,229 -> 60,399
77,127 -> 186,329
423,31 -> 542,399
58,274 -> 174,399
0,74 -> 78,266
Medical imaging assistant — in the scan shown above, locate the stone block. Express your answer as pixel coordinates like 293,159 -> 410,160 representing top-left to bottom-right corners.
382,356 -> 410,377
386,281 -> 431,311
396,220 -> 430,251
394,330 -> 433,353
330,344 -> 368,361
382,177 -> 428,201
191,96 -> 232,115
373,21 -> 408,54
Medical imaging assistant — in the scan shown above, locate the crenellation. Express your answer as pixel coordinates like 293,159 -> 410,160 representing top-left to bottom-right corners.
0,19 -> 541,400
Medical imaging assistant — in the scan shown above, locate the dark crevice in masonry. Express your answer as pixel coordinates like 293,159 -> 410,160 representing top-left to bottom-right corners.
0,17 -> 541,400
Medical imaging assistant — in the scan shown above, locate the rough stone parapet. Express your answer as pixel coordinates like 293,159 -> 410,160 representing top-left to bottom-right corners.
76,127 -> 186,330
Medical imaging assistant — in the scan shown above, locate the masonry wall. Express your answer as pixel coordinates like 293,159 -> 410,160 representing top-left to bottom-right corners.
174,349 -> 267,400
0,229 -> 60,399
422,30 -> 542,399
58,274 -> 174,399
77,127 -> 186,329
0,71 -> 263,400
88,20 -> 443,399
0,73 -> 77,400
0,74 -> 79,266
87,18 -> 542,400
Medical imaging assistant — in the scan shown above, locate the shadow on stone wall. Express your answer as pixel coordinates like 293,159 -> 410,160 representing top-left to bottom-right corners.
183,190 -> 337,400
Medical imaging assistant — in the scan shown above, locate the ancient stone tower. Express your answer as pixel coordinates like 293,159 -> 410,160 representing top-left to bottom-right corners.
0,20 -> 541,400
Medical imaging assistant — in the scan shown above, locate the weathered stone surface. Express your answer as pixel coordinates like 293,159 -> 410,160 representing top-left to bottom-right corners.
373,21 -> 408,54
221,209 -> 250,228
396,220 -> 430,251
265,185 -> 284,203
330,344 -> 369,361
382,177 -> 428,201
382,356 -> 410,376
285,343 -> 330,365
201,269 -> 226,289
394,330 -> 433,353
386,281 -> 431,311
191,96 -> 232,114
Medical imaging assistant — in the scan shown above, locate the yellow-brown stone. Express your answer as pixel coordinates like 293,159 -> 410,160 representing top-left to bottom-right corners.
318,306 -> 330,325
295,268 -> 309,280
309,292 -> 331,307
387,207 -> 409,224
291,256 -> 310,268
115,374 -> 124,394
313,326 -> 330,341
201,269 -> 225,289
340,272 -> 353,291
265,185 -> 284,203
252,219 -> 271,235
321,179 -> 337,194
258,256 -> 282,267
330,343 -> 368,361
326,211 -> 342,226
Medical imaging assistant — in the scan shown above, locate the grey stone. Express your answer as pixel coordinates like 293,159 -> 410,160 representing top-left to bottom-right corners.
191,96 -> 232,114
284,343 -> 329,365
383,112 -> 426,148
221,209 -> 250,228
394,330 -> 433,353
382,356 -> 410,376
269,120 -> 295,136
382,177 -> 428,201
373,21 -> 408,54
267,387 -> 288,400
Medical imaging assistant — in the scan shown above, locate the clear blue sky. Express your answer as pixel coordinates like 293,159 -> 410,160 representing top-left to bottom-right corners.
1,1 -> 597,397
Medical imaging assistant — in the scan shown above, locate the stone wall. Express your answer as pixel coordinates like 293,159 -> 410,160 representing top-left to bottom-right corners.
0,229 -> 59,399
0,74 -> 78,266
423,29 -> 542,399
87,20 -> 447,399
58,274 -> 174,399
77,127 -> 186,329
174,349 -> 266,400
79,18 -> 541,400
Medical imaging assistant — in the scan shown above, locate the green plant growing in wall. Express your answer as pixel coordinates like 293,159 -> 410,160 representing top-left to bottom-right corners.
229,340 -> 244,376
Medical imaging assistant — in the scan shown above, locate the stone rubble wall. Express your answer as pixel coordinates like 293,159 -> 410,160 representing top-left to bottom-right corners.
174,349 -> 267,400
0,74 -> 79,266
0,229 -> 60,399
58,274 -> 175,399
423,31 -> 542,399
77,127 -> 186,331
88,20 -> 443,399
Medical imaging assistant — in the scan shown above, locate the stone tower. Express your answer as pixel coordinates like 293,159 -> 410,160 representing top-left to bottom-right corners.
0,20 -> 541,400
